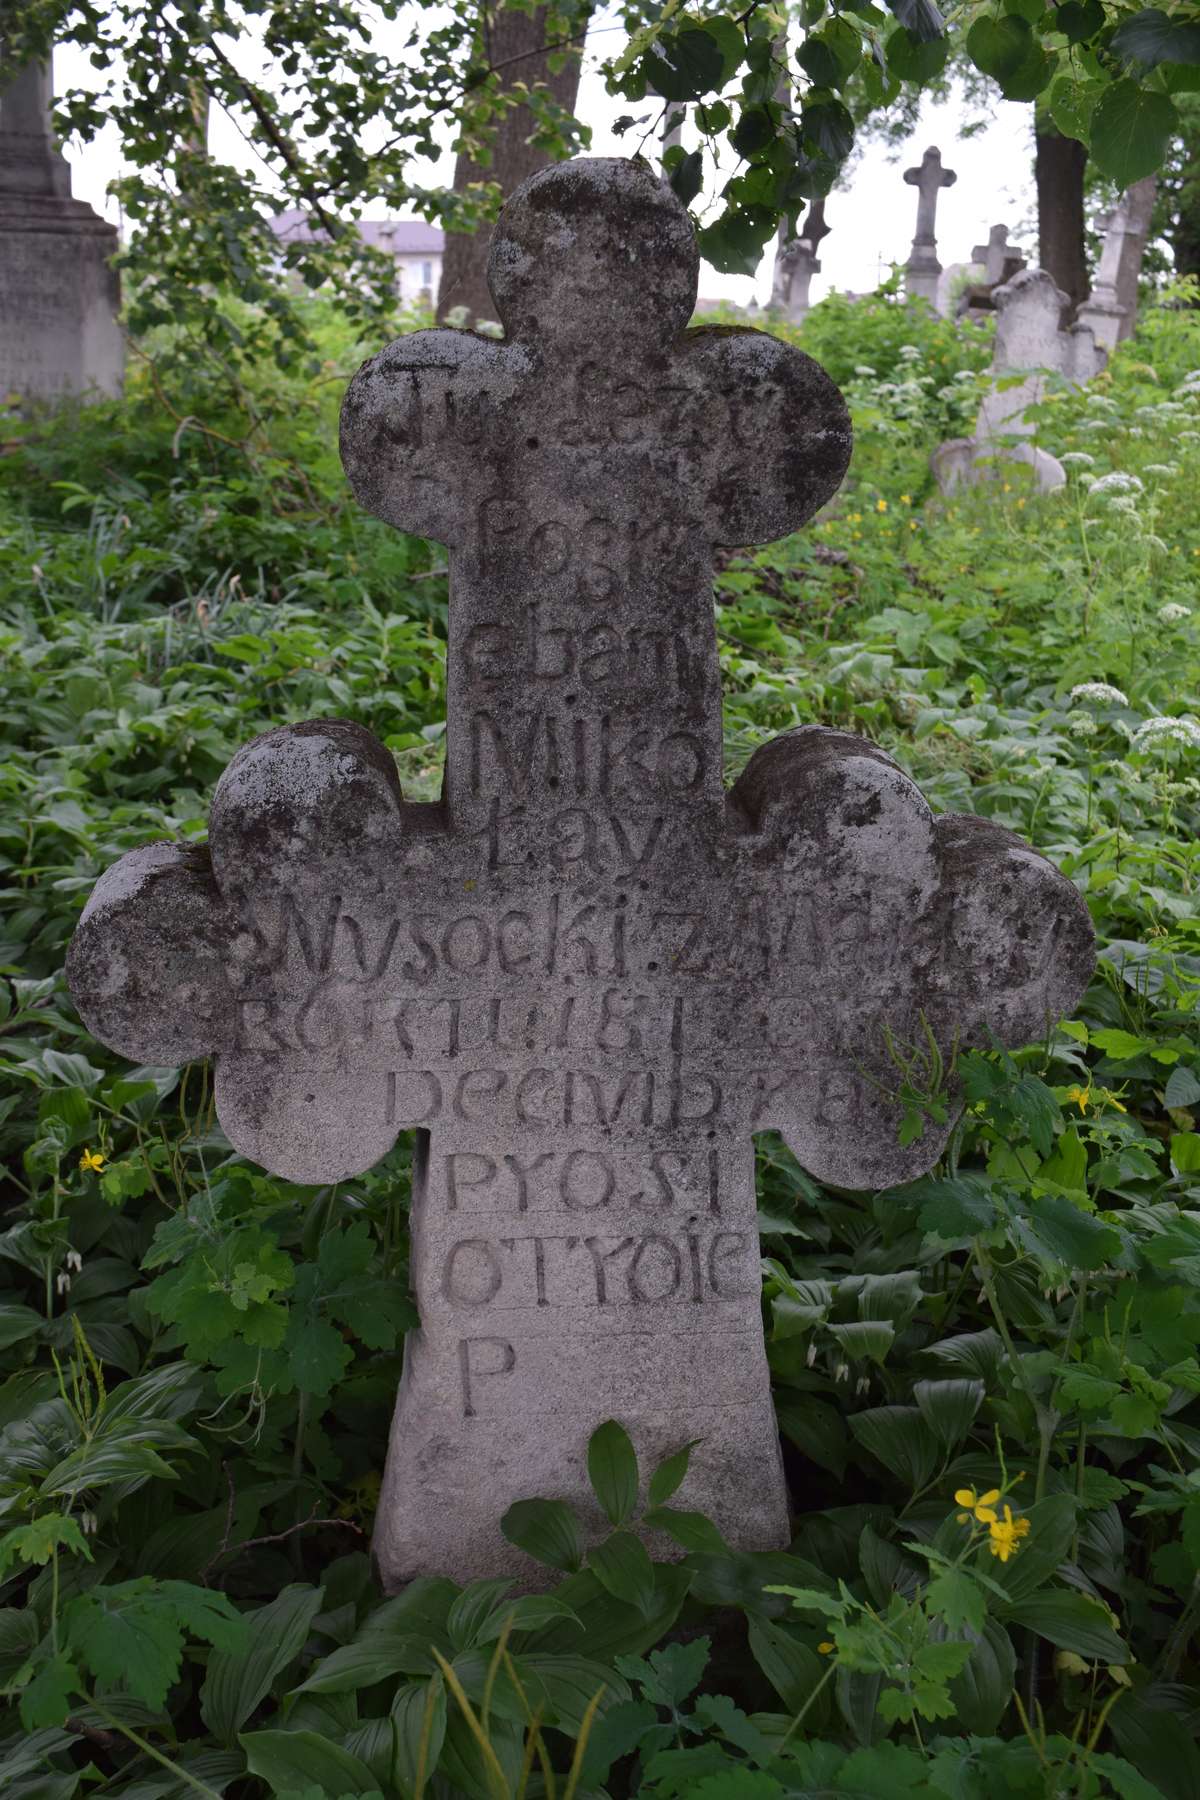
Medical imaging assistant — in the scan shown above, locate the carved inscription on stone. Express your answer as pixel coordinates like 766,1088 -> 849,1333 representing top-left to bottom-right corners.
69,159 -> 1095,1589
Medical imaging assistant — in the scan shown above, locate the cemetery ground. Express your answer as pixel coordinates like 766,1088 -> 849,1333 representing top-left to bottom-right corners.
1,281 -> 1200,1800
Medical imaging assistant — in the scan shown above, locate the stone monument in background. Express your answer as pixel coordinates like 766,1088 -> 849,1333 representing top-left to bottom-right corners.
1077,177 -> 1157,352
68,159 -> 1095,1591
903,146 -> 956,305
0,55 -> 123,405
933,267 -> 1103,494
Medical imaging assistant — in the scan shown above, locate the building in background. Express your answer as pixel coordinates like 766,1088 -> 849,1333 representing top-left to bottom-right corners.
270,211 -> 444,305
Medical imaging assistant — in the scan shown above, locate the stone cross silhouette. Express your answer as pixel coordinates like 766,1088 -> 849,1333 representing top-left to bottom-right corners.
68,158 -> 1094,1589
904,146 -> 956,303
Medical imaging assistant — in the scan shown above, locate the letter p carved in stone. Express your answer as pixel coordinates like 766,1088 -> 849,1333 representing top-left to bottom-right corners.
67,159 -> 1094,1590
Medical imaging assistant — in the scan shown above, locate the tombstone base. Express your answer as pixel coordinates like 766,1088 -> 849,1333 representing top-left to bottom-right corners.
373,1134 -> 791,1591
0,193 -> 123,405
932,437 -> 1066,495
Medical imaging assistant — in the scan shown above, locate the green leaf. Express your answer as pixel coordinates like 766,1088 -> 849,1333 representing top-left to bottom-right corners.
697,206 -> 776,277
69,1580 -> 246,1712
201,1584 -> 325,1744
588,1530 -> 657,1615
747,1614 -> 827,1713
1012,1195 -> 1121,1271
645,26 -> 726,102
1055,0 -> 1104,44
849,1406 -> 941,1489
1171,1132 -> 1200,1174
0,1302 -> 44,1351
802,99 -> 855,163
827,1320 -> 896,1363
580,1697 -> 661,1785
668,148 -> 703,207
886,0 -> 944,43
1002,1591 -> 1129,1662
775,1393 -> 848,1479
926,1568 -> 986,1634
500,1497 -> 583,1573
472,1593 -> 582,1644
912,1176 -> 998,1239
644,1506 -> 727,1554
0,1513 -> 92,1579
615,1635 -> 709,1708
240,1728 -> 379,1796
966,15 -> 1054,100
1165,1066 -> 1200,1109
913,1378 -> 984,1450
886,24 -> 948,82
19,1651 -> 81,1731
588,1419 -> 639,1527
648,1438 -> 699,1506
391,1678 -> 447,1796
1112,8 -> 1200,70
1089,78 -> 1179,185
946,1618 -> 1016,1735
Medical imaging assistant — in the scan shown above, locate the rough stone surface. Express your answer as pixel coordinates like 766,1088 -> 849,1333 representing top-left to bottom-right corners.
903,146 -> 956,303
1077,177 -> 1157,352
69,157 -> 1095,1589
934,269 -> 1098,495
0,59 -> 123,405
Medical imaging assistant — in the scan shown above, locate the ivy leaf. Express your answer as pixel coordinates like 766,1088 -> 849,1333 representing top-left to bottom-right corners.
1089,79 -> 1179,185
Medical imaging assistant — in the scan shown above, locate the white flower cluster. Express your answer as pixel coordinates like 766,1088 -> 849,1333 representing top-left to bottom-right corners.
1089,472 -> 1144,497
1068,712 -> 1098,739
1059,452 -> 1095,468
1143,463 -> 1179,478
1070,681 -> 1129,707
1158,603 -> 1193,625
1132,715 -> 1200,752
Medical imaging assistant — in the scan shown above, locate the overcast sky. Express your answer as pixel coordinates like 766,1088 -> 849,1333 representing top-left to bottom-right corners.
54,20 -> 1038,307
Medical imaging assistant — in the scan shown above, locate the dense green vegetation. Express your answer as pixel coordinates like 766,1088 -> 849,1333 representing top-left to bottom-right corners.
1,285 -> 1200,1798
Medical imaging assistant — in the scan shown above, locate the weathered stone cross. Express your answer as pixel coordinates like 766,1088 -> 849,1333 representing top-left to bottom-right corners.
904,145 -> 956,303
68,158 -> 1094,1589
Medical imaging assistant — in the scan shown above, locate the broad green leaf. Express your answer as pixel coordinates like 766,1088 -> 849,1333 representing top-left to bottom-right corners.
201,1583 -> 325,1744
19,1651 -> 80,1732
1165,1066 -> 1200,1109
240,1728 -> 378,1796
747,1614 -> 827,1714
588,1529 -> 657,1615
886,24 -> 948,83
886,0 -> 944,43
1012,1194 -> 1121,1271
69,1580 -> 245,1713
1112,8 -> 1200,70
966,15 -> 1054,100
1089,79 -> 1179,185
500,1497 -> 583,1573
648,1437 -> 699,1506
946,1618 -> 1016,1735
446,1577 -> 515,1652
1002,1590 -> 1129,1662
913,1378 -> 984,1450
849,1406 -> 941,1489
911,1176 -> 998,1239
580,1697 -> 660,1786
1055,0 -> 1104,43
1171,1132 -> 1200,1174
587,1418 -> 639,1527
0,1303 -> 43,1351
472,1593 -> 582,1644
643,1505 -> 727,1554
391,1677 -> 447,1796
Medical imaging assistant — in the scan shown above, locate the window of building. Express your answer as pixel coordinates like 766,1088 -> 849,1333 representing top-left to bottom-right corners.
422,261 -> 433,288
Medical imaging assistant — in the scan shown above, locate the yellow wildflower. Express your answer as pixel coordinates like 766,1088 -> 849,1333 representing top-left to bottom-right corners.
818,1641 -> 835,1654
955,1486 -> 1000,1524
1017,498 -> 1026,510
900,494 -> 912,505
79,1148 -> 105,1173
1065,1084 -> 1091,1115
876,498 -> 888,513
987,1505 -> 1031,1562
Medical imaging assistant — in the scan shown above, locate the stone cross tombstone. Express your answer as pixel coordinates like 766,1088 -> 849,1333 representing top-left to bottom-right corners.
903,145 -> 956,304
771,236 -> 821,324
0,55 -> 124,405
934,268 -> 1105,496
1077,176 -> 1157,352
68,158 -> 1095,1590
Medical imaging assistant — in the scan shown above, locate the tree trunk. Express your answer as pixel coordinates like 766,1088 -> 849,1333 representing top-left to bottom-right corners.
436,4 -> 586,326
1035,126 -> 1088,320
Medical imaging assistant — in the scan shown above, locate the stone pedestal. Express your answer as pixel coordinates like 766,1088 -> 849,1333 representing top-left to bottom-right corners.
0,60 -> 123,404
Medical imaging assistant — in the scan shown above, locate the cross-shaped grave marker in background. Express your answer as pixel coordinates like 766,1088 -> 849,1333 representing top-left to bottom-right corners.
904,145 -> 957,305
69,158 -> 1094,1589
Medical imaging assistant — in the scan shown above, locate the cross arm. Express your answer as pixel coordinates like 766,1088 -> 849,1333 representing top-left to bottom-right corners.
340,330 -> 520,548
677,328 -> 852,551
